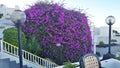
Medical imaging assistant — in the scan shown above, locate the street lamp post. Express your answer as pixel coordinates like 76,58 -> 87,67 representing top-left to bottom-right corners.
11,10 -> 26,68
103,16 -> 115,60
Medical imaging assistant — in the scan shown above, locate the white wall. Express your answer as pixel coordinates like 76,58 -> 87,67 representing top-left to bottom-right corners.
0,4 -> 15,38
92,26 -> 120,45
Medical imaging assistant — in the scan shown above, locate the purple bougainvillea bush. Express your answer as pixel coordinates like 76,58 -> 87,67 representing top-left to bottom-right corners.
22,2 -> 92,64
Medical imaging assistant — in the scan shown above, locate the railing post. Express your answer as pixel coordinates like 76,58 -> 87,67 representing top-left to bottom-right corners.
0,38 -> 3,59
0,38 -> 3,52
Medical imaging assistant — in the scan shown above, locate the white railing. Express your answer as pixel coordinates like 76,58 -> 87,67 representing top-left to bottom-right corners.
1,40 -> 58,68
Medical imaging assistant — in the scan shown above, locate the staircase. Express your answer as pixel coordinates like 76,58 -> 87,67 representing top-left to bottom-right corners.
0,39 -> 58,68
0,58 -> 32,68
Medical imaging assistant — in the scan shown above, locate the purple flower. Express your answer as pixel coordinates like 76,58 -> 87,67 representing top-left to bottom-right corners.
22,2 -> 92,65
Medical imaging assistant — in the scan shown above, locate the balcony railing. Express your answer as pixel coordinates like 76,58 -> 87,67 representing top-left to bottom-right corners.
1,40 -> 58,68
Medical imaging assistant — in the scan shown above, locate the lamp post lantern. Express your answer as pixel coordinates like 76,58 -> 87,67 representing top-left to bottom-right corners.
103,16 -> 115,60
11,10 -> 26,68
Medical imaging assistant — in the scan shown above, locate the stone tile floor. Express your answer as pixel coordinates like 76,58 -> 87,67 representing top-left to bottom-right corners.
55,58 -> 120,68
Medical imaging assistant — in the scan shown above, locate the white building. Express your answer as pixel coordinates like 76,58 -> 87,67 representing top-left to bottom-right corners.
0,4 -> 17,26
0,4 -> 18,38
92,26 -> 120,45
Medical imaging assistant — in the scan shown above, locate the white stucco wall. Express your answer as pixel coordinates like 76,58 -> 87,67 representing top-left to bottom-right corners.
92,26 -> 120,45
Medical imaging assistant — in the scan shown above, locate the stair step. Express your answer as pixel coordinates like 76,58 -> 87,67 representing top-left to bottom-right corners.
23,65 -> 28,68
10,61 -> 18,68
16,63 -> 32,68
0,58 -> 10,68
0,59 -> 32,68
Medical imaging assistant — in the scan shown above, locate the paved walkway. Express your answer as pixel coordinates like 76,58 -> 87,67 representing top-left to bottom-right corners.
55,58 -> 120,68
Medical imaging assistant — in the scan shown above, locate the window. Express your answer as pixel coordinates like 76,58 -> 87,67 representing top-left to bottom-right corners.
0,14 -> 3,19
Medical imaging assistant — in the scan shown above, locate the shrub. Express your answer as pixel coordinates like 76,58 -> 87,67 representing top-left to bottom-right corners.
24,36 -> 42,55
116,56 -> 120,60
0,26 -> 5,29
99,41 -> 104,46
22,1 -> 92,64
116,53 -> 120,60
3,27 -> 26,46
64,61 -> 76,68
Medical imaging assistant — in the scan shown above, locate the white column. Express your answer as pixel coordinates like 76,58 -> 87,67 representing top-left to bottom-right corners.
0,38 -> 3,52
0,38 -> 3,59
93,36 -> 97,54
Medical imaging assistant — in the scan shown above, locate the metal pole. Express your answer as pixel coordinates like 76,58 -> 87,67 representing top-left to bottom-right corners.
102,16 -> 115,60
17,21 -> 23,68
108,23 -> 111,54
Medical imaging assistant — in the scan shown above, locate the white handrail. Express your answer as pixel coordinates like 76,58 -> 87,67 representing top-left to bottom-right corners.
1,40 -> 58,68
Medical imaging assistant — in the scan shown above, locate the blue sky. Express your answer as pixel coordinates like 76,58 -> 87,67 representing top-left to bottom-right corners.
0,0 -> 120,27
62,0 -> 120,27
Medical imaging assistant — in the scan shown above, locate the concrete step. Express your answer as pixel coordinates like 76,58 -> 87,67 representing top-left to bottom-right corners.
0,58 -> 32,68
10,61 -> 18,68
23,65 -> 28,68
0,58 -> 10,68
